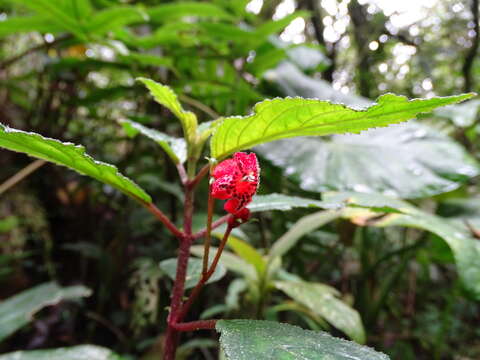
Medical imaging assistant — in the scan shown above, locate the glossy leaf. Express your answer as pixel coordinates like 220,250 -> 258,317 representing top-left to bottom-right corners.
216,320 -> 389,360
120,119 -> 187,164
325,192 -> 480,299
87,6 -> 148,36
0,345 -> 124,360
257,122 -> 480,199
248,193 -> 340,212
0,16 -> 63,37
269,211 -> 341,259
210,92 -> 473,159
0,123 -> 152,203
137,78 -> 197,145
275,281 -> 365,343
159,257 -> 226,289
0,282 -> 91,341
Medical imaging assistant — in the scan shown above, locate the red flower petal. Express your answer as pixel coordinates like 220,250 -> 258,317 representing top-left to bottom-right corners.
224,198 -> 241,214
211,175 -> 235,200
213,159 -> 239,179
234,152 -> 259,175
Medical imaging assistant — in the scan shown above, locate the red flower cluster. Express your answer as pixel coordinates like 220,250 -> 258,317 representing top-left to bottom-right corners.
210,152 -> 259,224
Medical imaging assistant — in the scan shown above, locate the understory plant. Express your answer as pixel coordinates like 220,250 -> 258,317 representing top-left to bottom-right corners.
0,77 -> 474,359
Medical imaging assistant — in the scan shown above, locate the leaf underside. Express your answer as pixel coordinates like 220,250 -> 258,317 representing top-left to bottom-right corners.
0,123 -> 151,203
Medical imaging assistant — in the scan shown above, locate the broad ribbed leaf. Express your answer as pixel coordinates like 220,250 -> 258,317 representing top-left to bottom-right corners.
325,192 -> 480,299
120,119 -> 186,164
0,123 -> 151,203
257,122 -> 480,199
137,78 -> 197,145
210,93 -> 474,159
0,345 -> 123,360
216,320 -> 389,360
159,257 -> 226,289
248,193 -> 340,212
0,282 -> 91,341
275,281 -> 365,343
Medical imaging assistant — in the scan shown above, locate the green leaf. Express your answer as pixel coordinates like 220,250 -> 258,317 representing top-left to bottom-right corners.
86,6 -> 148,36
147,2 -> 233,23
0,123 -> 151,203
12,0 -> 89,40
0,16 -> 64,37
325,192 -> 480,299
210,93 -> 474,159
159,257 -> 226,290
274,281 -> 365,343
120,119 -> 186,164
248,193 -> 340,212
257,122 -> 480,199
216,320 -> 389,360
0,345 -> 124,360
137,78 -> 197,146
0,282 -> 91,341
269,211 -> 341,259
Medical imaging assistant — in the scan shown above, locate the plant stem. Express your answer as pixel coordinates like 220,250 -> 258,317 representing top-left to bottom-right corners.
193,214 -> 231,240
202,183 -> 215,275
164,185 -> 195,360
143,202 -> 184,239
178,225 -> 233,321
0,159 -> 46,196
172,319 -> 217,332
176,163 -> 188,185
188,163 -> 210,189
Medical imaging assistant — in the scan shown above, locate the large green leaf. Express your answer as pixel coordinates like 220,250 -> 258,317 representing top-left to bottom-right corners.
274,281 -> 365,343
0,282 -> 91,341
159,257 -> 226,290
216,320 -> 389,360
257,122 -> 480,199
324,192 -> 480,299
210,92 -> 473,159
248,193 -> 340,212
137,78 -> 197,146
120,119 -> 186,164
0,345 -> 123,360
0,123 -> 151,203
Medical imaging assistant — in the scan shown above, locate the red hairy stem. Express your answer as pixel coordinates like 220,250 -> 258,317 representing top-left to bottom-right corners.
143,202 -> 184,239
193,214 -> 231,240
172,319 -> 217,332
188,163 -> 210,189
164,187 -> 195,360
202,186 -> 215,275
178,225 -> 233,321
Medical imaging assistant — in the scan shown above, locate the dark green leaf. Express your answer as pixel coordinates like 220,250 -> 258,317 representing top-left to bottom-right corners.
216,320 -> 389,360
248,193 -> 340,212
257,122 -> 480,199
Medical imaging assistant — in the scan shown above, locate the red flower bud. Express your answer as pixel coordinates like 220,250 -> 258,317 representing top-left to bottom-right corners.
211,152 -> 259,217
